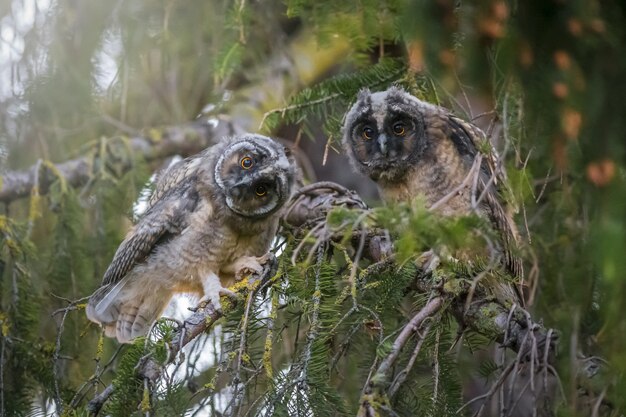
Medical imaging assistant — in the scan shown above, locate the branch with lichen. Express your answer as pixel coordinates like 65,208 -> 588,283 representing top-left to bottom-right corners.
282,181 -> 570,416
283,181 -> 557,358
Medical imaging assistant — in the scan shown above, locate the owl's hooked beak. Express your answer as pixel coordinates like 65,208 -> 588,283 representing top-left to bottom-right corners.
377,134 -> 389,157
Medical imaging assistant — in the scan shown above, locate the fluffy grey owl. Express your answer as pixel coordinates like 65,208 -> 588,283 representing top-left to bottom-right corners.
86,134 -> 297,343
342,86 -> 523,302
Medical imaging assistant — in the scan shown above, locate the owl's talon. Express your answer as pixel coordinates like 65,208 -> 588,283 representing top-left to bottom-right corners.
219,287 -> 240,302
233,253 -> 274,281
188,299 -> 210,312
235,267 -> 256,282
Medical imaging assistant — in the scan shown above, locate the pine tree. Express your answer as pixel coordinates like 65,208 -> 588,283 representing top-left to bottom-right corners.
0,0 -> 624,416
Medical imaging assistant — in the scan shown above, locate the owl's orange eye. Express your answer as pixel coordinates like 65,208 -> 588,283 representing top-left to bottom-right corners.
362,126 -> 374,140
240,156 -> 253,169
392,122 -> 406,136
255,185 -> 267,196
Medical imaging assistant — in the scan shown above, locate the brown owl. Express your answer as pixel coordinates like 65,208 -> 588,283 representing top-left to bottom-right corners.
342,86 -> 523,303
86,134 -> 297,343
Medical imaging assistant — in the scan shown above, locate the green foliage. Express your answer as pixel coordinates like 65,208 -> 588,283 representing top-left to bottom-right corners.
285,0 -> 404,53
0,216 -> 44,414
373,198 -> 491,265
1,0 -> 625,415
104,342 -> 146,416
261,58 -> 407,140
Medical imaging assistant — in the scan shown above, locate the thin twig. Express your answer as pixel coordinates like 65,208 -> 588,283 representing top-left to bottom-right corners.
0,333 -> 5,417
432,328 -> 441,408
456,360 -> 516,416
51,295 -> 90,413
69,343 -> 124,409
358,296 -> 444,416
388,320 -> 433,396
87,384 -> 115,415
591,387 -> 608,417
52,306 -> 70,414
373,296 -> 443,384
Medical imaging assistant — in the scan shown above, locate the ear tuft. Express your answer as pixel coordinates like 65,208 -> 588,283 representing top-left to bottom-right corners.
385,84 -> 408,97
357,88 -> 372,103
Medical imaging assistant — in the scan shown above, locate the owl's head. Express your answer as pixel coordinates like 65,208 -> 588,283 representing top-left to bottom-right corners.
213,134 -> 296,219
342,86 -> 438,184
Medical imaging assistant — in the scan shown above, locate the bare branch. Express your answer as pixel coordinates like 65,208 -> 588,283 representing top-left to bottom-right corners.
87,384 -> 115,415
357,296 -> 444,417
0,121 -> 223,204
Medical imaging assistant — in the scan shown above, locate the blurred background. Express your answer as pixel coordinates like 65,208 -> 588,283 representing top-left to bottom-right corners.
0,0 -> 625,415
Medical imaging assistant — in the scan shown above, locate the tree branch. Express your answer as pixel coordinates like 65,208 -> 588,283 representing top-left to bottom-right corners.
358,296 -> 444,417
87,258 -> 277,415
282,181 -> 557,360
0,121 -> 223,204
1,31 -> 351,205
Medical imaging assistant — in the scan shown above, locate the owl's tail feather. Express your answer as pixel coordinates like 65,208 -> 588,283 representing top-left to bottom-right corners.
115,291 -> 171,343
85,276 -> 131,325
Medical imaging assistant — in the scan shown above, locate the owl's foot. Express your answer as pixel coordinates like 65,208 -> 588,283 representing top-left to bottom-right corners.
190,287 -> 241,313
232,253 -> 275,281
219,287 -> 240,302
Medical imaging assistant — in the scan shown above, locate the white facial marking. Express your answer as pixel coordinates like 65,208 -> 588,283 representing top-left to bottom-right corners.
215,134 -> 287,191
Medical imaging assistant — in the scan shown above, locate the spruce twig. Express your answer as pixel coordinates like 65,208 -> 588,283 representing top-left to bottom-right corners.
358,296 -> 444,417
388,320 -> 433,397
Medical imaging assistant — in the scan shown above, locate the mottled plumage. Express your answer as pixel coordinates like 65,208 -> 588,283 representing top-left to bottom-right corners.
342,86 -> 523,303
86,134 -> 297,343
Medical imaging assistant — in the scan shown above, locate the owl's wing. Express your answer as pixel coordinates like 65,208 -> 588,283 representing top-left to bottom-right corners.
147,150 -> 207,209
87,177 -> 203,326
447,115 -> 524,281
101,178 -> 201,287
446,115 -> 497,181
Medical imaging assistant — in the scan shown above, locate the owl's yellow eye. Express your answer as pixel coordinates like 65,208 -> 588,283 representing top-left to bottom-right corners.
255,185 -> 267,196
362,126 -> 374,140
392,122 -> 406,136
240,156 -> 253,169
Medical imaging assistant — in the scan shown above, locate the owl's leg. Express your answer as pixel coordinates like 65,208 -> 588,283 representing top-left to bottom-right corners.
195,271 -> 239,312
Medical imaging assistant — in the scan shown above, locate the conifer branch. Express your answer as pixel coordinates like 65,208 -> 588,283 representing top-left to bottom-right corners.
283,182 -> 567,414
357,296 -> 444,417
0,121 -> 223,204
145,261 -> 275,377
283,181 -> 616,415
283,181 -> 558,359
88,258 -> 277,415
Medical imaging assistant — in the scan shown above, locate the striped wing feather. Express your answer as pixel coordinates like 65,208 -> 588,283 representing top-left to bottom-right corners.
446,115 -> 524,280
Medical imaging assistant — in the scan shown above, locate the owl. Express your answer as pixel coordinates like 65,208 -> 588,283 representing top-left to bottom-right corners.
342,86 -> 523,302
86,134 -> 297,343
